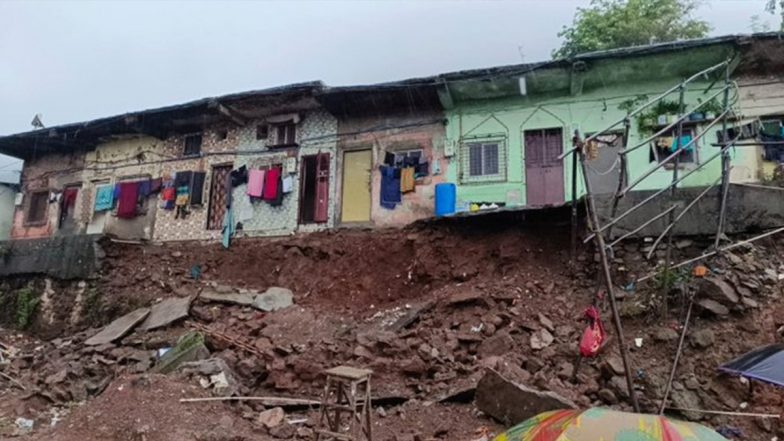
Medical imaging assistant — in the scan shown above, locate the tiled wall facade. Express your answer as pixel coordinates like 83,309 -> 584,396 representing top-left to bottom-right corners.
231,109 -> 338,237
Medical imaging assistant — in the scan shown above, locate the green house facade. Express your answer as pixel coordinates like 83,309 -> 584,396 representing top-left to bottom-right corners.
439,38 -> 754,212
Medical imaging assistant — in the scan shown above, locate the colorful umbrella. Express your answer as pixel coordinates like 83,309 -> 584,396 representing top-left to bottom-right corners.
493,408 -> 728,441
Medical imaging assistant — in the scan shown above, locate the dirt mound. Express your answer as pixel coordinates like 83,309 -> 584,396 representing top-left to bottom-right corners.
26,374 -> 259,441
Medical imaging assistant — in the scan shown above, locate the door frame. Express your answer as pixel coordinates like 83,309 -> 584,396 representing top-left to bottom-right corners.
523,127 -> 566,207
206,163 -> 233,230
338,147 -> 373,225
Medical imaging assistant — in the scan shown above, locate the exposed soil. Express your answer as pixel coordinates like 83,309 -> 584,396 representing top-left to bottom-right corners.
1,210 -> 783,441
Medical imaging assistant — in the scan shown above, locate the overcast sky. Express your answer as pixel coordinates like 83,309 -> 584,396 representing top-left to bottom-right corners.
0,0 -> 777,179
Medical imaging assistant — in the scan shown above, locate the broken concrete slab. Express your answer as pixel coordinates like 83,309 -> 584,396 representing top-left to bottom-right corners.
475,369 -> 577,426
155,332 -> 210,374
199,290 -> 254,306
85,308 -> 150,346
139,297 -> 192,331
253,287 -> 294,312
388,301 -> 433,332
696,299 -> 730,316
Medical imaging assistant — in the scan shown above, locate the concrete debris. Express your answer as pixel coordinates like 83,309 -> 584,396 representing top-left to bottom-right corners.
85,308 -> 151,346
696,299 -> 730,316
155,332 -> 210,374
253,287 -> 294,312
445,289 -> 485,306
139,296 -> 192,331
697,277 -> 739,305
529,328 -> 554,350
258,407 -> 285,429
689,329 -> 715,349
199,289 -> 255,306
477,332 -> 515,358
653,327 -> 679,342
475,369 -> 577,426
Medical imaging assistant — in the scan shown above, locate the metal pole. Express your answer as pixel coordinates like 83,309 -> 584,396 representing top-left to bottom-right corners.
646,175 -> 723,260
714,66 -> 733,250
584,142 -> 735,243
661,85 -> 686,321
659,299 -> 694,414
605,119 -> 631,241
556,61 -> 730,161
637,226 -> 784,282
619,110 -> 729,196
571,145 -> 579,263
607,205 -> 677,248
577,136 -> 640,412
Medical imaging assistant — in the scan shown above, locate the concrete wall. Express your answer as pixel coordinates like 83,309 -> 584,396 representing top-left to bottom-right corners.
596,183 -> 784,238
444,78 -> 755,211
0,234 -> 102,279
335,111 -> 447,226
11,152 -> 86,240
736,75 -> 784,181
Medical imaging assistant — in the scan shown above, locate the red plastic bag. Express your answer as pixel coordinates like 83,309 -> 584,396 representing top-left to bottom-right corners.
579,306 -> 606,358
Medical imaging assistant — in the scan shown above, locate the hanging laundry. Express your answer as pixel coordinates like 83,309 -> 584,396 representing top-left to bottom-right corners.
137,180 -> 152,200
59,188 -> 78,225
263,167 -> 281,202
247,169 -> 266,197
282,175 -> 293,194
175,186 -> 190,219
271,172 -> 284,207
117,182 -> 140,219
380,166 -> 401,209
383,151 -> 396,167
150,178 -> 163,194
400,167 -> 416,193
190,172 -> 206,205
224,171 -> 233,209
670,135 -> 693,152
231,165 -> 248,187
94,185 -> 114,212
221,207 -> 235,249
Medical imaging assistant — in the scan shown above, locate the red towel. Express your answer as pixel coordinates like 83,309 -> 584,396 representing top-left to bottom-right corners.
117,182 -> 140,218
262,167 -> 281,201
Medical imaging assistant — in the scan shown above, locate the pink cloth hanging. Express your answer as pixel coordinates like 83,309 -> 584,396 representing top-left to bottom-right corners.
247,169 -> 266,197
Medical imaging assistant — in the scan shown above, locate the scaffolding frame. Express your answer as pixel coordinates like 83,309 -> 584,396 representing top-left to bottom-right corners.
562,58 -> 784,411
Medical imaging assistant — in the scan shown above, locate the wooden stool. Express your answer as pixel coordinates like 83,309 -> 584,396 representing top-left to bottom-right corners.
315,366 -> 373,441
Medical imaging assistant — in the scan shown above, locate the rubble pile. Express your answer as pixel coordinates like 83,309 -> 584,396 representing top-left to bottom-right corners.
0,222 -> 783,440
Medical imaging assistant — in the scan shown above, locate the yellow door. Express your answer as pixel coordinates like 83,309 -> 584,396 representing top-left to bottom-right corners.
341,150 -> 372,222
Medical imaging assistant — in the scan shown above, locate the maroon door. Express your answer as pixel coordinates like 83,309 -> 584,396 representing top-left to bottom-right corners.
524,128 -> 565,207
314,152 -> 330,223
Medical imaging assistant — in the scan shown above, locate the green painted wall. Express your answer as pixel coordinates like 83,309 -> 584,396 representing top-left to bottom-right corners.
444,78 -> 747,209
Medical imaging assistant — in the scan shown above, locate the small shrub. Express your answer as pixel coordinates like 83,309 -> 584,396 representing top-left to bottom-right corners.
15,286 -> 39,330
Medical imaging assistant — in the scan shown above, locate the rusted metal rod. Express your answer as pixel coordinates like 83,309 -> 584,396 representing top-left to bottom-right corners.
658,299 -> 694,414
621,87 -> 729,156
585,141 -> 737,243
607,205 -> 677,248
646,176 -> 723,260
637,226 -> 784,282
714,66 -> 733,250
577,139 -> 640,412
619,110 -> 730,196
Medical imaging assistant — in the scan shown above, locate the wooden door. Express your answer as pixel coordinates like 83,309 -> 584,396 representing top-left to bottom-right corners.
341,150 -> 372,223
207,165 -> 232,230
314,152 -> 330,223
524,128 -> 564,207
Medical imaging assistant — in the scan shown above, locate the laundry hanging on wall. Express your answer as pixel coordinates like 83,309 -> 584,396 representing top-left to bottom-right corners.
380,165 -> 401,209
117,182 -> 140,219
247,169 -> 266,198
94,185 -> 114,212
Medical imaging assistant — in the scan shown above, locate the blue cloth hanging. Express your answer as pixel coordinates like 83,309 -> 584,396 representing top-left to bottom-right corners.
221,208 -> 235,249
670,135 -> 694,152
94,185 -> 115,212
380,166 -> 401,210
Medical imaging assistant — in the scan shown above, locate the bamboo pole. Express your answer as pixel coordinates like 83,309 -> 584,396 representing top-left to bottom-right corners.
658,299 -> 693,414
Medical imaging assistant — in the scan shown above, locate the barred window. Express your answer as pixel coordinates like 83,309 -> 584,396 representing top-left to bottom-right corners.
462,141 -> 505,182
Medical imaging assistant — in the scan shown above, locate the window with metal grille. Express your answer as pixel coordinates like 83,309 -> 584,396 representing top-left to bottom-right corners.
183,134 -> 203,156
26,191 -> 48,224
649,128 -> 696,165
461,141 -> 505,183
393,149 -> 423,167
273,123 -> 297,147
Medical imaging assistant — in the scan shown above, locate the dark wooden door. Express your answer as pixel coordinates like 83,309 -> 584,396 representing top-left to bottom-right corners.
207,165 -> 232,230
524,128 -> 564,207
314,152 -> 330,223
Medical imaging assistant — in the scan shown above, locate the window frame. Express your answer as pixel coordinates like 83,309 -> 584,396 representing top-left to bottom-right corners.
392,148 -> 424,166
183,134 -> 203,157
25,190 -> 49,226
272,122 -> 297,147
460,139 -> 507,184
649,127 -> 698,166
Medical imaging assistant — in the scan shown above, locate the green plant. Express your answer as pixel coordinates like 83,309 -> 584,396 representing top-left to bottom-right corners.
634,99 -> 685,135
696,97 -> 724,116
652,266 -> 691,294
15,286 -> 39,330
618,95 -> 649,114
